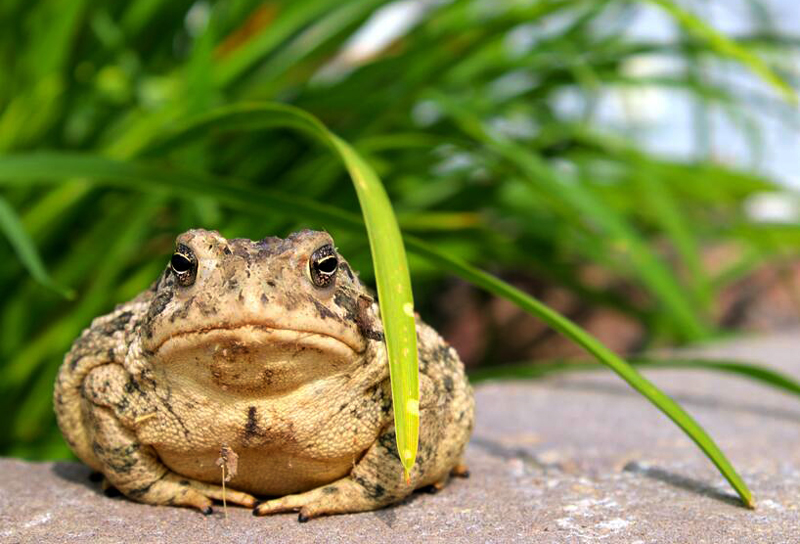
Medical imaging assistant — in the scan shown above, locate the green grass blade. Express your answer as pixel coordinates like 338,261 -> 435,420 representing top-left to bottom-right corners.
644,0 -> 796,103
0,196 -> 73,298
404,237 -> 755,508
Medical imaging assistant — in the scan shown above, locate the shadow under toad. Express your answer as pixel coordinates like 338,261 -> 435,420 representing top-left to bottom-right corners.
51,461 -> 108,498
469,435 -> 562,472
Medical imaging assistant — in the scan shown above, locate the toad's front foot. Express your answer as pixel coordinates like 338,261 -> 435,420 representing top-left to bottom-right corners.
252,474 -> 402,521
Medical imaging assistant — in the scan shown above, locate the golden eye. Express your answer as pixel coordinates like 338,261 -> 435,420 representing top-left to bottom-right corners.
170,244 -> 197,287
308,244 -> 338,288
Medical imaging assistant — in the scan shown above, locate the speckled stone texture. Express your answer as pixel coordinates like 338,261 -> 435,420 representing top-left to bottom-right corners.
3,332 -> 800,543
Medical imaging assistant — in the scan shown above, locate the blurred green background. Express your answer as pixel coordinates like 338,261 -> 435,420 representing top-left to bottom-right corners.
1,0 -> 799,459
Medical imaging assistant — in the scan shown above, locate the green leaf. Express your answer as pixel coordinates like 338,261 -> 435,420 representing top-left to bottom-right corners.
0,196 -> 73,298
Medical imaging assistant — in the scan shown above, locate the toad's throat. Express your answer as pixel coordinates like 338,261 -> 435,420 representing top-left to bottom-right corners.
152,324 -> 365,393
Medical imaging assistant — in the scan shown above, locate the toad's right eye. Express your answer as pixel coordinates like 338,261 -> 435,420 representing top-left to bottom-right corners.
170,244 -> 197,286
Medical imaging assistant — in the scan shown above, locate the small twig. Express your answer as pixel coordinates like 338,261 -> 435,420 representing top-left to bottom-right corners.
215,444 -> 239,521
221,464 -> 228,519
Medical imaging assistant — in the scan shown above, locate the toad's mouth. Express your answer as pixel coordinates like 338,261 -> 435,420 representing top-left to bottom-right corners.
153,322 -> 365,355
153,324 -> 365,393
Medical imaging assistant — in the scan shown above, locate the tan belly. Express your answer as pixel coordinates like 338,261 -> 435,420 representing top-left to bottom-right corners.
157,446 -> 359,496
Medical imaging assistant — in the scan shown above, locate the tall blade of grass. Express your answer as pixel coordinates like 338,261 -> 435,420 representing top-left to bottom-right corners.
327,135 -> 420,478
0,149 -> 753,506
643,0 -> 796,103
0,196 -> 73,298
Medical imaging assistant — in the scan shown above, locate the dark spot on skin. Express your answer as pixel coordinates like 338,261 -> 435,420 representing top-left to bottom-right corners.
169,296 -> 194,323
356,296 -> 384,342
260,293 -> 268,305
419,357 -> 430,375
116,396 -> 129,413
261,367 -> 274,386
128,471 -> 168,498
179,480 -> 190,486
267,280 -> 276,288
436,344 -> 458,369
333,291 -> 358,321
443,375 -> 454,395
227,278 -> 239,291
223,246 -> 232,255
244,406 -> 263,440
378,431 -> 400,461
102,311 -> 133,334
196,299 -> 217,317
124,377 -> 145,397
232,243 -> 251,263
108,457 -> 138,474
148,290 -> 174,320
144,289 -> 174,338
352,474 -> 386,500
68,353 -> 84,372
322,486 -> 339,495
311,298 -> 337,320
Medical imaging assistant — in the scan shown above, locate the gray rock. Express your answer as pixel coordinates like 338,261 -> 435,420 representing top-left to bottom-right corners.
2,332 -> 800,543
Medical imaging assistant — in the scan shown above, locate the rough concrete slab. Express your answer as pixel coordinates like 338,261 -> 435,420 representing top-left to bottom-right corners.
2,332 -> 800,543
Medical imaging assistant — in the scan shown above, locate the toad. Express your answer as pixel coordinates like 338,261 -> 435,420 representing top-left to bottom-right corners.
54,229 -> 474,520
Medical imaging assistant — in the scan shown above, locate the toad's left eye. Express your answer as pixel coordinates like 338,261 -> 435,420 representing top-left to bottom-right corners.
308,244 -> 338,288
170,244 -> 197,287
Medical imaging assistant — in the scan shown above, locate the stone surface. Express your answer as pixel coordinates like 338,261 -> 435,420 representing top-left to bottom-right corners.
3,332 -> 800,543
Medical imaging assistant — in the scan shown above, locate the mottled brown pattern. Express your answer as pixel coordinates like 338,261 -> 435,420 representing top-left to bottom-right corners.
54,229 -> 474,521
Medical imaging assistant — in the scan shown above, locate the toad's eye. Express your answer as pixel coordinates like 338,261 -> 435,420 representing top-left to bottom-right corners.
170,244 -> 197,287
308,244 -> 338,288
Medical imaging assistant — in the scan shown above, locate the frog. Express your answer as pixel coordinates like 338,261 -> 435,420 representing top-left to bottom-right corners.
53,229 -> 474,521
